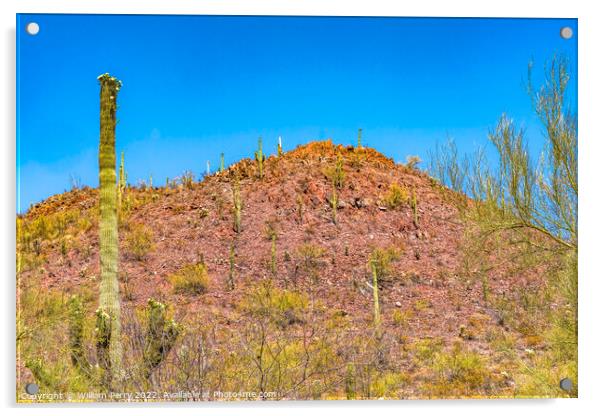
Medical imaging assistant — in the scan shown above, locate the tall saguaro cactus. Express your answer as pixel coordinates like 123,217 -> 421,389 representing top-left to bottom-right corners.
97,73 -> 123,388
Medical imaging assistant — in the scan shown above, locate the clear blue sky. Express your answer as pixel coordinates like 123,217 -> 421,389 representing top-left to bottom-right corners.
16,14 -> 577,213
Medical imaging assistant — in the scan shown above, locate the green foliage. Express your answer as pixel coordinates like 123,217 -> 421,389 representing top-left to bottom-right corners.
430,342 -> 490,396
368,246 -> 401,284
68,295 -> 89,372
95,307 -> 112,388
345,363 -> 356,399
330,180 -> 338,225
169,262 -> 210,295
325,155 -> 345,189
25,358 -> 58,390
240,280 -> 308,327
125,223 -> 154,260
382,183 -> 410,210
428,56 -> 578,397
97,73 -> 123,387
142,299 -> 182,379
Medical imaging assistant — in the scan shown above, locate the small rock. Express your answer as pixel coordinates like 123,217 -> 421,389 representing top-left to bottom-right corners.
395,301 -> 402,308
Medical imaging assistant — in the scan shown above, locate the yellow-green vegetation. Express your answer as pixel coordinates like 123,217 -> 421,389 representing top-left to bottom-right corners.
429,342 -> 491,397
179,171 -> 195,189
325,154 -> 345,189
169,262 -> 210,295
382,183 -> 410,210
330,179 -> 338,225
296,243 -> 326,283
369,246 -> 401,284
17,207 -> 92,273
97,73 -> 123,388
406,155 -> 421,170
429,56 -> 577,397
124,222 -> 154,260
142,299 -> 181,379
391,309 -> 413,329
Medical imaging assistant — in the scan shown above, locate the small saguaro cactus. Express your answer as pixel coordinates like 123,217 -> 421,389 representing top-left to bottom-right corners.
142,299 -> 181,379
296,195 -> 304,224
370,256 -> 382,338
232,179 -> 242,233
255,136 -> 265,178
220,153 -> 225,173
95,308 -> 112,387
206,160 -> 211,176
411,188 -> 419,227
330,179 -> 338,225
277,136 -> 283,157
332,155 -> 345,189
68,295 -> 89,372
96,73 -> 123,388
357,128 -> 363,149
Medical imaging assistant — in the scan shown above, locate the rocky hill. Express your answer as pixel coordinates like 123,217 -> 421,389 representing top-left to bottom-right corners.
17,140 -> 544,399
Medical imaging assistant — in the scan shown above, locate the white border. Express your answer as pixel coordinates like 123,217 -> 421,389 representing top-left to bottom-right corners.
2,1 -> 601,415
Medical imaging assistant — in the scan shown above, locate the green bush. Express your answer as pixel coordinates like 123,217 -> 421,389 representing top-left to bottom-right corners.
382,183 -> 409,210
169,263 -> 210,295
125,223 -> 154,260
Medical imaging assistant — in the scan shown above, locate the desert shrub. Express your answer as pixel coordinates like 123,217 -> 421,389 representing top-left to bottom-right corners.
410,337 -> 444,365
430,342 -> 490,396
369,246 -> 401,284
406,155 -> 422,169
382,183 -> 409,210
391,309 -> 413,329
296,243 -> 327,282
428,56 -> 577,397
169,262 -> 210,295
240,280 -> 308,327
370,372 -> 409,398
179,171 -> 195,189
125,223 -> 154,260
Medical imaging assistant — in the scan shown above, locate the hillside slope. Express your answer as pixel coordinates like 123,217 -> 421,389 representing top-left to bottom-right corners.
17,140 -> 542,399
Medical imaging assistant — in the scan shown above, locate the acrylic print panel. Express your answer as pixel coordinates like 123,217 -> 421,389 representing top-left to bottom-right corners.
16,14 -> 577,402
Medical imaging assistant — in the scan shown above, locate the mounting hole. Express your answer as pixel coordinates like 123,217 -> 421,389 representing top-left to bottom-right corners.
560,27 -> 573,40
559,377 -> 573,391
25,383 -> 39,395
26,22 -> 40,36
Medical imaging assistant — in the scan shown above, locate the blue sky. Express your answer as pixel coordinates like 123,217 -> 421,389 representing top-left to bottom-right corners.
16,15 -> 577,213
